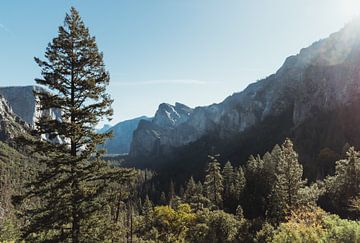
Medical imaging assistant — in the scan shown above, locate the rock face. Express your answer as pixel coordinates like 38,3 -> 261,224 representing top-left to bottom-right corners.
102,116 -> 152,154
0,95 -> 29,141
130,103 -> 193,156
129,19 -> 360,167
0,86 -> 61,127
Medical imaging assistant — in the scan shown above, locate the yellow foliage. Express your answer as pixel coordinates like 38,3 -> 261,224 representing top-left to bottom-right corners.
153,204 -> 196,243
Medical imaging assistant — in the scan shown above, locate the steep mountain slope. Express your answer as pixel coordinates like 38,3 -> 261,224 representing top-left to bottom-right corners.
130,103 -> 193,156
129,20 -> 360,179
0,95 -> 29,142
0,86 -> 61,126
102,116 -> 151,154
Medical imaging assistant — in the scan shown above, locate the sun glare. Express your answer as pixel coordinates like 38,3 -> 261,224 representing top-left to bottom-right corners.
341,0 -> 360,18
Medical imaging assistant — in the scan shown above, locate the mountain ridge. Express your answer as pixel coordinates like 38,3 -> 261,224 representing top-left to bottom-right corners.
102,115 -> 152,154
127,19 -> 360,180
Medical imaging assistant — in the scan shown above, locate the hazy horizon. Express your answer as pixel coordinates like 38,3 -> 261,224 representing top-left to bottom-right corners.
1,0 -> 360,125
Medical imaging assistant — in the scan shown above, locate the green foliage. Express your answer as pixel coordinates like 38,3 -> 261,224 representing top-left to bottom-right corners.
222,161 -> 246,211
325,147 -> 360,217
183,177 -> 197,202
349,196 -> 360,218
268,139 -> 308,222
152,204 -> 196,242
0,217 -> 20,242
222,161 -> 234,201
204,155 -> 224,208
183,177 -> 211,211
0,142 -> 35,242
255,222 -> 275,243
243,154 -> 273,218
13,7 -> 138,242
272,207 -> 360,243
322,214 -> 360,242
189,208 -> 243,243
233,166 -> 246,201
205,209 -> 241,242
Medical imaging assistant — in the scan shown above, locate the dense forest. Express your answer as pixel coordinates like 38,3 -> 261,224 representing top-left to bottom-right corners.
1,7 -> 360,243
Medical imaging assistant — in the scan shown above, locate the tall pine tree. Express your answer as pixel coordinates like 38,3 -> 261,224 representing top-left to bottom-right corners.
183,176 -> 197,203
233,166 -> 246,201
325,147 -> 360,217
204,155 -> 224,208
268,139 -> 306,222
222,161 -> 234,202
15,8 -> 129,242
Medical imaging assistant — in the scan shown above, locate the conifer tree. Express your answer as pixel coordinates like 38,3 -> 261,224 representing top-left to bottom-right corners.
268,139 -> 306,222
204,155 -> 224,207
196,181 -> 203,195
325,147 -> 360,216
243,154 -> 270,218
184,177 -> 197,202
233,166 -> 246,201
222,161 -> 234,201
15,8 -> 130,242
263,151 -> 277,186
142,195 -> 153,227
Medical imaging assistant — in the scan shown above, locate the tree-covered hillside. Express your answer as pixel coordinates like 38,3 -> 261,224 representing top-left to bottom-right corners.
2,7 -> 360,243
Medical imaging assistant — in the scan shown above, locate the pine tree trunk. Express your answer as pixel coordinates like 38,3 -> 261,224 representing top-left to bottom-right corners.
70,57 -> 80,243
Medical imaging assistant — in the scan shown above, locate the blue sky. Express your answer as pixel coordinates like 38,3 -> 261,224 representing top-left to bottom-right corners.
1,0 -> 360,125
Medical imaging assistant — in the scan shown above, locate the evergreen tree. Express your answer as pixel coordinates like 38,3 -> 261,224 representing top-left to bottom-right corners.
184,176 -> 197,202
142,195 -> 153,227
325,147 -> 360,217
222,161 -> 234,201
14,8 -> 130,242
196,181 -> 203,195
268,139 -> 306,222
204,155 -> 223,208
263,151 -> 277,186
233,166 -> 246,201
243,154 -> 269,218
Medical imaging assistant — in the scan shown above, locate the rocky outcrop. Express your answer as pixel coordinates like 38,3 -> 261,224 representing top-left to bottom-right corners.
0,95 -> 29,141
0,86 -> 61,127
130,103 -> 193,156
129,19 -> 360,163
101,116 -> 152,154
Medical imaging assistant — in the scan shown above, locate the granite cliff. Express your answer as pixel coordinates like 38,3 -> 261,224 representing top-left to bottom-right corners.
0,86 -> 61,127
129,19 -> 360,177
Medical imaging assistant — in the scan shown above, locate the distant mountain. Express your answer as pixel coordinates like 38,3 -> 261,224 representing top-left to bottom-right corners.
102,116 -> 151,155
96,124 -> 112,134
128,19 -> 360,180
0,86 -> 61,127
130,103 -> 193,157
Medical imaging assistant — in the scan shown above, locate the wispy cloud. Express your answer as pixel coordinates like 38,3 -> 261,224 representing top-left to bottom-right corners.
112,79 -> 219,86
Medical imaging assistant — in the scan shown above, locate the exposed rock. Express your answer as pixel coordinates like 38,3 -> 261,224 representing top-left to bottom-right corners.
129,19 -> 360,164
130,103 -> 192,156
0,95 -> 29,141
0,86 -> 61,127
101,116 -> 152,154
